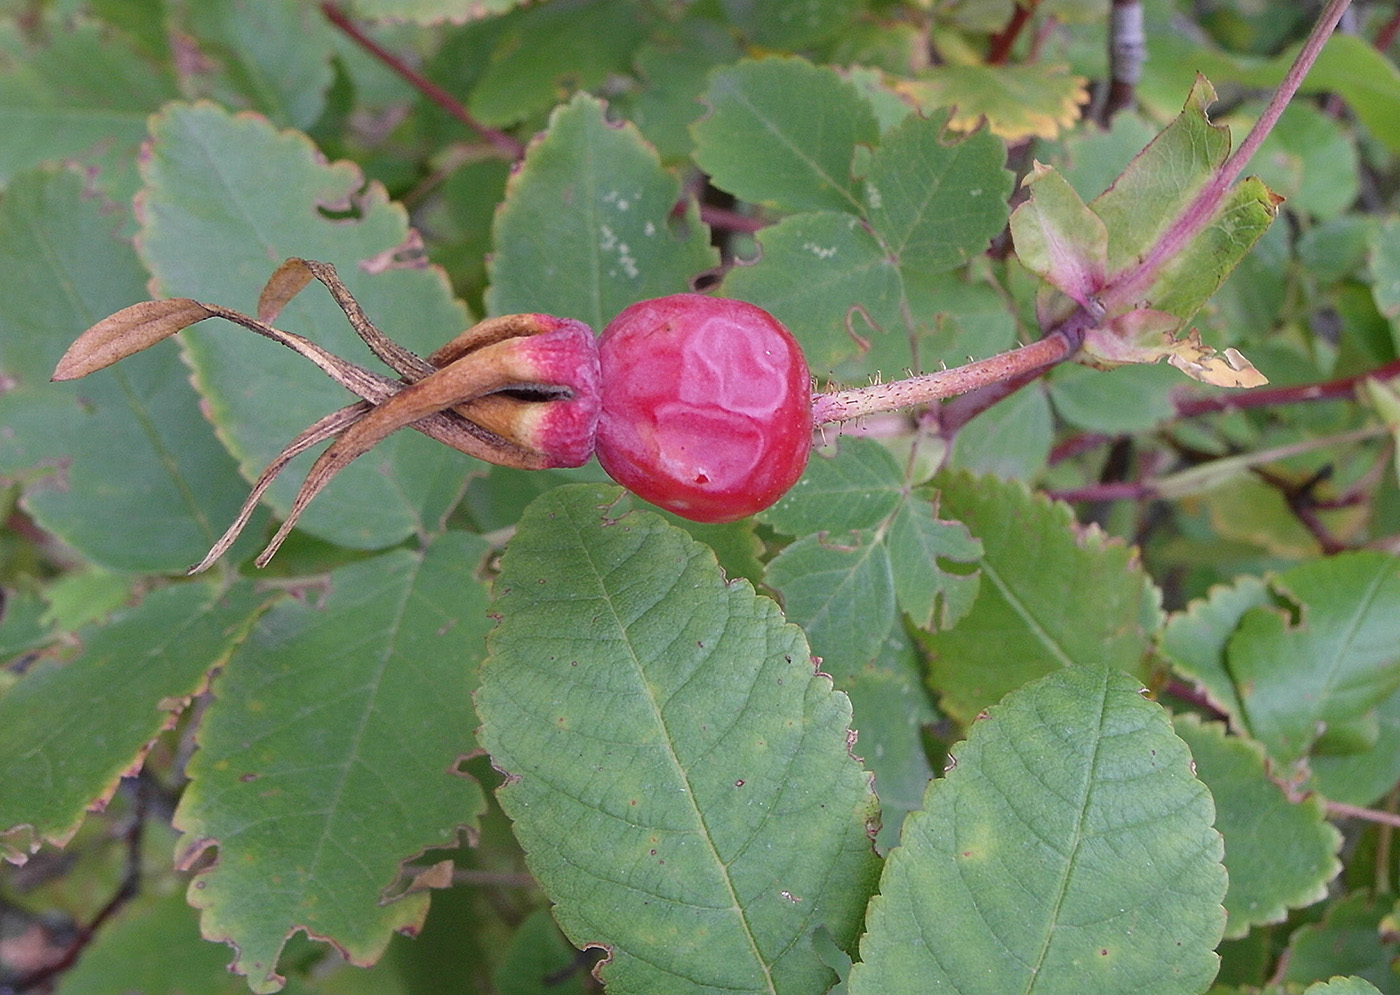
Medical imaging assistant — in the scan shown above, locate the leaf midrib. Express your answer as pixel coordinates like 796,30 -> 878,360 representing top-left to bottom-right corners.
1023,669 -> 1111,992
568,506 -> 779,995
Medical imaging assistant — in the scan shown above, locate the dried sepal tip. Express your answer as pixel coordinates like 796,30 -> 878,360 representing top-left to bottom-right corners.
257,257 -> 317,323
52,298 -> 210,381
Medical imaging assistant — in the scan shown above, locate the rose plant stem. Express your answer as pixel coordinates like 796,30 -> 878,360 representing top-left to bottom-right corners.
811,334 -> 1073,425
319,2 -> 524,160
812,0 -> 1353,428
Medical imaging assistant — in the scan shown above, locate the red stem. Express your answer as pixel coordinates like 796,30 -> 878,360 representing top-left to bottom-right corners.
1376,5 -> 1400,51
319,2 -> 524,160
987,0 -> 1040,64
699,204 -> 768,234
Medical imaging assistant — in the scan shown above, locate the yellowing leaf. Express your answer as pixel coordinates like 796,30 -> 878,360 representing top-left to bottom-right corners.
895,63 -> 1087,141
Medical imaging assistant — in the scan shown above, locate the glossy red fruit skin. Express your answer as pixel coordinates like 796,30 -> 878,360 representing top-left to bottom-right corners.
596,294 -> 811,522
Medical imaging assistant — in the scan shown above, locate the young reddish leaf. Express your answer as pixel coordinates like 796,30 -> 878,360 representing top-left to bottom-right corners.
1079,310 -> 1269,387
1009,162 -> 1108,309
173,533 -> 491,993
51,298 -> 210,381
0,582 -> 272,862
477,484 -> 881,995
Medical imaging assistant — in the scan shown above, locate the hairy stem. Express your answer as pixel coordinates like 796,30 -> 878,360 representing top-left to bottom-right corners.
812,334 -> 1071,425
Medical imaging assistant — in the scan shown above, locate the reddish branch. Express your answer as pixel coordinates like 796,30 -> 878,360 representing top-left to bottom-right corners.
11,781 -> 147,991
1376,5 -> 1400,51
987,0 -> 1041,64
319,2 -> 524,160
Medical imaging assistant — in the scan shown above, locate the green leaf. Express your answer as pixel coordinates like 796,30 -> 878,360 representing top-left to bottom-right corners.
491,908 -> 593,995
1369,217 -> 1400,338
137,102 -> 473,554
886,491 -> 983,631
485,92 -> 718,330
467,0 -> 648,128
722,211 -> 904,372
765,528 -> 895,683
1048,363 -> 1182,434
946,380 -> 1055,480
626,20 -> 742,162
763,439 -> 907,536
1172,715 -> 1341,940
1279,894 -> 1400,993
1309,687 -> 1400,807
896,62 -> 1088,141
0,167 -> 265,572
0,18 -> 178,198
763,439 -> 981,679
693,57 -> 879,215
1245,103 -> 1359,222
0,582 -> 271,861
1302,33 -> 1400,156
1158,575 -> 1271,726
720,0 -> 861,48
847,666 -> 1226,995
172,533 -> 491,993
843,629 -> 938,854
183,0 -> 336,130
921,471 -> 1159,723
1303,979 -> 1386,995
1228,551 -> 1400,766
477,484 -> 881,995
862,109 -> 1013,274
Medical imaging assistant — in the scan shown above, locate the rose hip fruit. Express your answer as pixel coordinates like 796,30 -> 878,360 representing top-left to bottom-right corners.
595,294 -> 811,522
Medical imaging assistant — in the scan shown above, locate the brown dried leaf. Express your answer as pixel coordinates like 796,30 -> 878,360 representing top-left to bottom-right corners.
51,298 -> 210,381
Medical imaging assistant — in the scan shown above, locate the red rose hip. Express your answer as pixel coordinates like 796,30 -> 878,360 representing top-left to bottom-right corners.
596,294 -> 811,522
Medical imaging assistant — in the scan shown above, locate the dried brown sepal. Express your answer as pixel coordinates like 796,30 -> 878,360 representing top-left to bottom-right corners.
429,313 -> 563,367
254,338 -> 546,565
52,298 -> 211,381
256,258 -> 317,323
58,259 -> 601,571
188,400 -> 372,574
